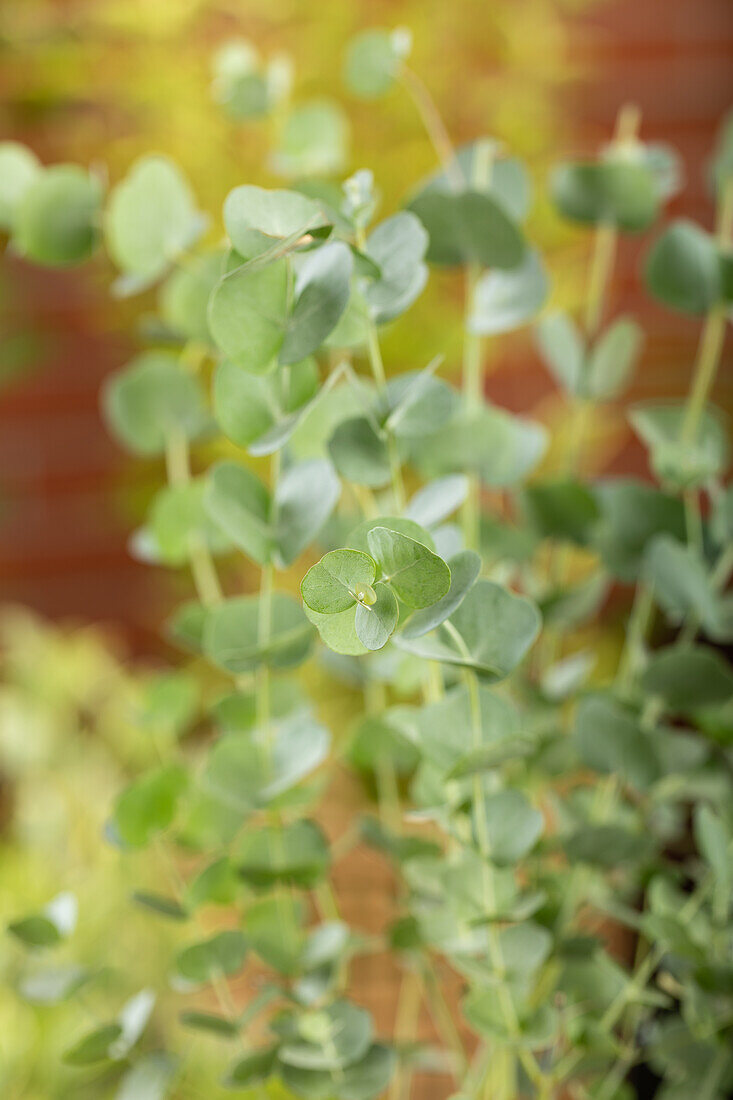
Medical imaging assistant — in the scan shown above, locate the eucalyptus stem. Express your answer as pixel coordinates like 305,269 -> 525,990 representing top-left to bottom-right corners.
418,961 -> 468,1079
462,261 -> 483,550
361,266 -> 406,512
681,177 -> 733,445
615,580 -> 655,695
461,140 -> 494,550
465,669 -> 552,1097
398,65 -> 460,186
389,967 -> 422,1100
165,427 -> 223,607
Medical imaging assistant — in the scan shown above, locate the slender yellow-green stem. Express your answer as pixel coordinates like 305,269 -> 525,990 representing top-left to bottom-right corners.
356,223 -> 407,513
398,65 -> 460,187
460,140 -> 495,550
615,580 -> 655,695
397,63 -> 492,549
367,327 -> 406,511
388,966 -> 423,1100
681,177 -> 733,444
464,670 -> 553,1098
165,427 -> 223,607
462,261 -> 483,550
419,961 -> 469,1079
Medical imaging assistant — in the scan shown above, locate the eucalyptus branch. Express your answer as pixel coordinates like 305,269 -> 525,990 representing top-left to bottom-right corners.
6,32 -> 733,1100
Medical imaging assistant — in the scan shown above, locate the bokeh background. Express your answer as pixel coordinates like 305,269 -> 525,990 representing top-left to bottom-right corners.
0,1 -> 731,1097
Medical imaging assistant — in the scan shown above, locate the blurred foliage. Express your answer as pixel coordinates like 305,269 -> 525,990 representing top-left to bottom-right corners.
0,0 -> 600,380
0,608 -> 236,1099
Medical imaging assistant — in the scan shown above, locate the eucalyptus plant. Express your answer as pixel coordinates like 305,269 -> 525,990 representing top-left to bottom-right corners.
3,26 -> 733,1100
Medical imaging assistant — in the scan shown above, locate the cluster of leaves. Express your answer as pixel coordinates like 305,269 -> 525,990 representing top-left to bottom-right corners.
3,26 -> 733,1100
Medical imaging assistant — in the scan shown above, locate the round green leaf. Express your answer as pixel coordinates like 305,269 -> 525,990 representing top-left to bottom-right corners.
204,714 -> 330,812
204,594 -> 314,673
204,461 -> 273,565
281,1043 -> 395,1100
354,582 -> 399,650
584,315 -> 643,400
235,819 -> 330,888
329,416 -> 391,487
413,405 -> 547,487
8,917 -> 58,949
644,535 -> 722,636
521,478 -> 600,546
473,789 -> 543,865
159,250 -> 223,342
213,357 -> 319,450
116,1052 -> 178,1100
405,475 -> 469,528
534,311 -> 585,395
225,1047 -> 279,1088
63,1024 -> 123,1066
401,549 -> 481,638
304,603 -> 369,657
645,220 -> 722,314
629,401 -> 729,489
350,711 -> 420,776
279,1000 -> 372,1071
413,143 -> 532,223
208,257 -> 289,371
245,895 -> 305,975
574,694 -> 660,790
272,100 -> 349,178
641,645 -> 733,713
14,164 -> 102,266
408,188 -> 525,269
551,159 -> 658,231
175,930 -> 247,986
366,526 -> 450,609
301,548 -> 377,614
8,893 -> 76,949
19,964 -> 89,1005
212,39 -> 269,120
364,211 -> 428,323
469,249 -> 548,335
395,578 -> 541,680
185,857 -> 238,910
148,479 -> 231,566
410,688 -> 520,773
224,185 -> 324,256
379,368 -> 458,440
103,351 -> 209,457
344,29 -> 400,98
105,155 -> 202,282
112,764 -> 187,849
274,458 -> 341,567
0,142 -> 41,230
280,241 -> 353,364
593,478 -> 686,581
